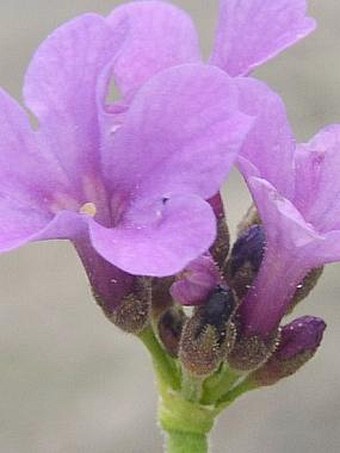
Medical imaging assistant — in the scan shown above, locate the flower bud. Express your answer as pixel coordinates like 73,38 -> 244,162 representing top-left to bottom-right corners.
170,255 -> 221,306
179,286 -> 237,376
158,306 -> 187,358
245,316 -> 326,386
227,225 -> 265,298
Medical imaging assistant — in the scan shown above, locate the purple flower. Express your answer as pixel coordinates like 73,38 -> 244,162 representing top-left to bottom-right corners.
107,0 -> 315,97
0,13 -> 254,307
237,119 -> 340,338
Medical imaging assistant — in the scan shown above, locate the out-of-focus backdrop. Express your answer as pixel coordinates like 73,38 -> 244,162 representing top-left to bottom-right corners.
1,1 -> 340,452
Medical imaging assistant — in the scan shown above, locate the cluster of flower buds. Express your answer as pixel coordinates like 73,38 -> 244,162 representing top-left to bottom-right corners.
155,205 -> 325,385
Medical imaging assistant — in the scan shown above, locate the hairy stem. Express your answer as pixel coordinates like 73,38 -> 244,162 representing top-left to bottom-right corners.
139,326 -> 181,390
166,431 -> 208,453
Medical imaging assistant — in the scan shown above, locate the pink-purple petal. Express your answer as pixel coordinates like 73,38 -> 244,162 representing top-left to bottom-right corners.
211,0 -> 316,76
33,210 -> 88,242
0,85 -> 104,253
248,177 -> 322,251
106,1 -> 201,97
102,64 -> 253,201
0,88 -> 70,251
236,78 -> 296,198
88,195 -> 216,277
294,125 -> 340,232
23,14 -> 126,184
170,255 -> 221,306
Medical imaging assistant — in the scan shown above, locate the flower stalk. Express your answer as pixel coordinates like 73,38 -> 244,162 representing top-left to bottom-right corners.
165,431 -> 208,453
139,325 -> 217,452
139,327 -> 181,391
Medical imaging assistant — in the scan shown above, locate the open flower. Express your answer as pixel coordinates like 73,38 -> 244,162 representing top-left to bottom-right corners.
107,0 -> 315,98
237,120 -> 340,339
0,14 -> 254,306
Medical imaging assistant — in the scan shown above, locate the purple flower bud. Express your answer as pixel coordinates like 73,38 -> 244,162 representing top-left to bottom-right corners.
230,225 -> 265,277
226,224 -> 265,298
276,316 -> 326,360
201,286 -> 237,334
247,316 -> 326,386
179,286 -> 237,377
170,255 -> 221,306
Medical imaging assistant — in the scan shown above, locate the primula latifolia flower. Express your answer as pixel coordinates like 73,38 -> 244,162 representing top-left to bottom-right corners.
0,13 -> 254,305
107,0 -> 315,95
235,85 -> 340,340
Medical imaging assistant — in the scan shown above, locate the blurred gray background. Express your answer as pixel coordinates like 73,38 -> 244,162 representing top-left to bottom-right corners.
1,1 -> 340,452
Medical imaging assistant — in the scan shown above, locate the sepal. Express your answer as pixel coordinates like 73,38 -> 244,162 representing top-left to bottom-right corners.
286,267 -> 323,314
179,286 -> 237,376
107,277 -> 151,334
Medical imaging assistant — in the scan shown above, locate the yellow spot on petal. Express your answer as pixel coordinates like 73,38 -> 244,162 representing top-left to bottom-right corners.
79,202 -> 97,217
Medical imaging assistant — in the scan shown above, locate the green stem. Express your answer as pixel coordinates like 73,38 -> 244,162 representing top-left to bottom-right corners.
166,431 -> 208,453
139,326 -> 180,390
201,365 -> 241,405
181,371 -> 203,402
216,379 -> 257,413
159,387 -> 217,435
